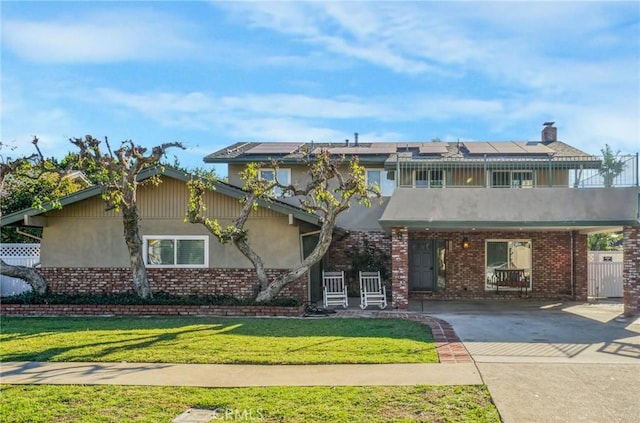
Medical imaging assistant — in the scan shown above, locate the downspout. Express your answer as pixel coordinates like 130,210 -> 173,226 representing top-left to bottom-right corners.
16,228 -> 42,242
570,231 -> 575,299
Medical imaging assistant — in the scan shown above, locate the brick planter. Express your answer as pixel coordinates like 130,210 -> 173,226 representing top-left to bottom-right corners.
0,303 -> 305,317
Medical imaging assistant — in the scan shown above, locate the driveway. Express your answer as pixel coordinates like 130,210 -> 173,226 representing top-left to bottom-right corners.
412,300 -> 640,423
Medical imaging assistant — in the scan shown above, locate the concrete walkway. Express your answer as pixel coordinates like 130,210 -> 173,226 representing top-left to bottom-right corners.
0,361 -> 482,387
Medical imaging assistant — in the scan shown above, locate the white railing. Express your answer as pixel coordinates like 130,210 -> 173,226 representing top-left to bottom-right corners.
392,154 -> 639,188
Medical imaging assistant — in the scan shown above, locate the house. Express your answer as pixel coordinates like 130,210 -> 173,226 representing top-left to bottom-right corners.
203,124 -> 640,314
2,124 -> 639,314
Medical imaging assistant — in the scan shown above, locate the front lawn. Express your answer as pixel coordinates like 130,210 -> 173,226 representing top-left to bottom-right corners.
0,384 -> 500,422
0,317 -> 438,364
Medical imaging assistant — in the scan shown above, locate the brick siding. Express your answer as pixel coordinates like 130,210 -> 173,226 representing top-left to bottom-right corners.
407,230 -> 587,300
623,226 -> 640,316
38,267 -> 307,301
391,227 -> 409,309
327,230 -> 392,295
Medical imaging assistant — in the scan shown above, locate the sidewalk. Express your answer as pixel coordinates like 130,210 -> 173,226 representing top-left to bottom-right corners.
0,361 -> 482,387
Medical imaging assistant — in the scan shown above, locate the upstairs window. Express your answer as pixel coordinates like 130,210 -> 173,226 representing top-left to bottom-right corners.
144,236 -> 208,268
259,168 -> 291,197
491,171 -> 533,188
413,170 -> 445,188
366,169 -> 395,196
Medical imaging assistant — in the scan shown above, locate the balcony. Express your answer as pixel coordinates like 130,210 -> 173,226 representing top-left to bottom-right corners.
385,154 -> 639,189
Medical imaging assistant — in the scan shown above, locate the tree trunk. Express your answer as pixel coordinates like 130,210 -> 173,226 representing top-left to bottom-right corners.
122,204 -> 152,299
253,211 -> 337,303
0,258 -> 48,295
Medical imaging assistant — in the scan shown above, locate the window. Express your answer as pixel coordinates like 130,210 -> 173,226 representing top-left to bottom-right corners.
414,170 -> 445,188
485,239 -> 532,290
259,168 -> 291,197
144,236 -> 208,268
491,171 -> 534,188
365,169 -> 395,196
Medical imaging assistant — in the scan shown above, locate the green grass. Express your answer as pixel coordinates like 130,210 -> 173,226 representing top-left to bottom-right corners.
0,384 -> 500,422
0,317 -> 438,364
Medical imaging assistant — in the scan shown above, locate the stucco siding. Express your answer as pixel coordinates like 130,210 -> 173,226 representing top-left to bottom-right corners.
40,177 -> 303,268
41,218 -> 128,267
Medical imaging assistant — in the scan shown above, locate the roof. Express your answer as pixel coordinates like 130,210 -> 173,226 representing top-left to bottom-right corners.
379,187 -> 640,230
204,140 -> 596,166
0,166 -> 324,228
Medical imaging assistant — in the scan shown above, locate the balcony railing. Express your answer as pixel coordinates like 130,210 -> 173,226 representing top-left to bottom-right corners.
388,153 -> 639,188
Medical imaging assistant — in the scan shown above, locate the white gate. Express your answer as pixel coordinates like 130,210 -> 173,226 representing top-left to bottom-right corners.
0,243 -> 40,296
587,251 -> 623,298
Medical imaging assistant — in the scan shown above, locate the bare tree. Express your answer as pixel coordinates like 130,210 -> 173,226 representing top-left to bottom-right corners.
70,136 -> 184,299
187,149 -> 380,303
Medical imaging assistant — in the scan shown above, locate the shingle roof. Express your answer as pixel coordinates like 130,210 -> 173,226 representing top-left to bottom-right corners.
204,140 -> 595,165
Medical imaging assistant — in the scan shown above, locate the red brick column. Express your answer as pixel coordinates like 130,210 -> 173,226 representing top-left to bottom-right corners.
573,232 -> 588,301
391,227 -> 409,309
623,226 -> 640,316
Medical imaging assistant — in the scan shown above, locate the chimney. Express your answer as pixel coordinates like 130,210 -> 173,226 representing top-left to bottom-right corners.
541,122 -> 557,143
345,138 -> 349,147
354,132 -> 359,147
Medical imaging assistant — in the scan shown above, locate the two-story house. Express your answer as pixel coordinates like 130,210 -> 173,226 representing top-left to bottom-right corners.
203,124 -> 640,313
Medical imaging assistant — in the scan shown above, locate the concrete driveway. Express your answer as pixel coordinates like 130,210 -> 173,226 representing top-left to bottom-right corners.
412,300 -> 640,423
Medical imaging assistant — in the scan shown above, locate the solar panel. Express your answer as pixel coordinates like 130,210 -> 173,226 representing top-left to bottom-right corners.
518,142 -> 554,154
245,143 -> 302,154
464,142 -> 497,154
418,144 -> 449,155
328,146 -> 397,155
490,142 -> 526,154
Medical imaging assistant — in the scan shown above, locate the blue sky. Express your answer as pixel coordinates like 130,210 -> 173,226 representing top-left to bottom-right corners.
1,1 -> 639,173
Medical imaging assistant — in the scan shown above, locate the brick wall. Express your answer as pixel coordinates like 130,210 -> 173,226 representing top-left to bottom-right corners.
408,230 -> 587,300
623,226 -> 640,316
0,304 -> 305,317
327,230 -> 392,294
38,268 -> 308,301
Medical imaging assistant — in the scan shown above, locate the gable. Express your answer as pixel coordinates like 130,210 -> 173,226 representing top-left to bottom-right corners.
1,167 -> 322,227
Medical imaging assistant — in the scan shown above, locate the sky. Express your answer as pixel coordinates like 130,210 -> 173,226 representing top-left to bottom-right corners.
1,1 -> 639,174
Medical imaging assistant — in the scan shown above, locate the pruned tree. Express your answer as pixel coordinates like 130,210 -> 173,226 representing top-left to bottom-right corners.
599,144 -> 625,187
70,135 -> 185,299
0,137 -> 52,294
187,149 -> 380,303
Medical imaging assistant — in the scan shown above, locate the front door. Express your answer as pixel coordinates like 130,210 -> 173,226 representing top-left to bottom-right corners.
302,233 -> 323,302
409,240 -> 434,291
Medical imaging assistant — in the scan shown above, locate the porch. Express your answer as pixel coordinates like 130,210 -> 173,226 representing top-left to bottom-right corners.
378,187 -> 640,315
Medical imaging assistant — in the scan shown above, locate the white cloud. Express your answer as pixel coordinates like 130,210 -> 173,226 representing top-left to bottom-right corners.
1,9 -> 198,63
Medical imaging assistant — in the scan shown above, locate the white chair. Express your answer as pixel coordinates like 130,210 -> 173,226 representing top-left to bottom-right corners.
359,271 -> 387,309
322,271 -> 348,309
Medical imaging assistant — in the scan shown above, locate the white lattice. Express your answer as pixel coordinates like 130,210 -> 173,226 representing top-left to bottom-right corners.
1,243 -> 41,267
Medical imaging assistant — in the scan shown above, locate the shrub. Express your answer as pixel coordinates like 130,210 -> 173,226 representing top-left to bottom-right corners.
0,291 -> 301,307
